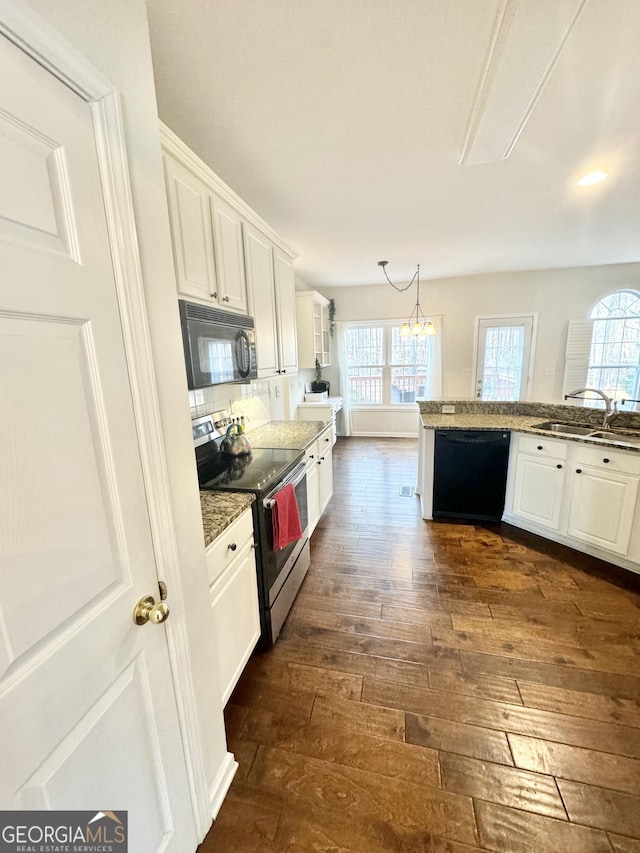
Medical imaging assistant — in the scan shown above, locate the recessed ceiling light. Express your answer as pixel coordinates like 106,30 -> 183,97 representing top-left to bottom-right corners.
578,171 -> 608,186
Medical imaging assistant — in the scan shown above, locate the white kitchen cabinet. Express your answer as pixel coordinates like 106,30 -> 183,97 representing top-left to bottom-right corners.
296,290 -> 331,369
502,431 -> 640,566
163,154 -> 217,304
305,441 -> 321,536
243,223 -> 278,376
243,223 -> 298,377
273,247 -> 298,375
298,396 -> 343,444
206,508 -> 260,705
318,428 -> 334,513
566,447 -> 640,556
211,195 -> 248,313
305,426 -> 334,535
163,133 -> 256,315
509,435 -> 567,531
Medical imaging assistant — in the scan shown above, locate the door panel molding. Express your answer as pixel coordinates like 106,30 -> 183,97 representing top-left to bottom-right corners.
0,4 -> 211,837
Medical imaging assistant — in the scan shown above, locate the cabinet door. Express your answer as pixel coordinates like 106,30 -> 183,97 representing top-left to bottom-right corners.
319,443 -> 334,512
164,155 -> 217,302
210,539 -> 260,705
243,223 -> 278,377
274,248 -> 298,374
306,459 -> 321,536
567,465 -> 639,555
512,453 -> 565,530
211,195 -> 248,313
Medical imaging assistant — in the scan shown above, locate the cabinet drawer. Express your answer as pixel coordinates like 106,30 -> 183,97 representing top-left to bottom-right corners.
318,426 -> 333,455
518,434 -> 568,460
205,508 -> 254,585
569,444 -> 640,475
305,438 -> 319,463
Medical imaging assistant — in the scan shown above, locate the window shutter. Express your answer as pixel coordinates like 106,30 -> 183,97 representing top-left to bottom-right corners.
562,319 -> 593,401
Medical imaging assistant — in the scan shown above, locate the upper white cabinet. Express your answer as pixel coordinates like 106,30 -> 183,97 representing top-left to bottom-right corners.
164,153 -> 247,313
210,195 -> 248,313
273,248 -> 298,375
296,291 -> 331,369
164,155 -> 217,303
243,223 -> 278,376
243,225 -> 298,377
161,124 -> 298,334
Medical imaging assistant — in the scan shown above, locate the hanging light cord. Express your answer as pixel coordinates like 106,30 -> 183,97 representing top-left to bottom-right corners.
377,260 -> 420,293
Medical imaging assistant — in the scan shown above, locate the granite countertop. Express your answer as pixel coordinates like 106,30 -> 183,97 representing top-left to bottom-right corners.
419,412 -> 640,453
200,491 -> 254,547
199,419 -> 330,544
248,419 -> 329,450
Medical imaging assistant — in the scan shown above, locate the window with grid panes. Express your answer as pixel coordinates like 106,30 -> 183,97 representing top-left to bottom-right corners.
587,290 -> 640,406
345,323 -> 436,405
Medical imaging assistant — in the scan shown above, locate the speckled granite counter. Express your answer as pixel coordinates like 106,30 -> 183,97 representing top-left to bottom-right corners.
247,420 -> 329,450
418,401 -> 640,453
199,491 -> 254,547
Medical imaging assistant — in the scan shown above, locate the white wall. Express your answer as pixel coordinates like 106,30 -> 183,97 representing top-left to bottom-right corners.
320,262 -> 640,405
26,0 -> 229,820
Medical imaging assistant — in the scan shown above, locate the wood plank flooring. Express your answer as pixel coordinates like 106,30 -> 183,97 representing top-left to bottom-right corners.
199,436 -> 640,853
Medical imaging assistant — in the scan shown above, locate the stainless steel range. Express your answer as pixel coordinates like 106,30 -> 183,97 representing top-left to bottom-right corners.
193,414 -> 310,647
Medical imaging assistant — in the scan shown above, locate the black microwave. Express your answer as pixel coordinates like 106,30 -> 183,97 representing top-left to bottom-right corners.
178,300 -> 258,389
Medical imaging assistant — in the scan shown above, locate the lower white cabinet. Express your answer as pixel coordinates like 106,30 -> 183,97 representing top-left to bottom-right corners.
566,449 -> 640,556
505,432 -> 640,563
510,436 -> 567,531
305,442 -> 321,536
205,508 -> 260,705
305,426 -> 334,535
318,429 -> 334,513
298,396 -> 343,444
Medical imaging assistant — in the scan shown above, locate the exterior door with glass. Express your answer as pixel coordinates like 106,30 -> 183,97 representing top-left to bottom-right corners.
475,316 -> 534,401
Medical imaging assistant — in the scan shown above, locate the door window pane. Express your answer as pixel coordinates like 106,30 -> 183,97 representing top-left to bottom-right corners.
481,325 -> 525,401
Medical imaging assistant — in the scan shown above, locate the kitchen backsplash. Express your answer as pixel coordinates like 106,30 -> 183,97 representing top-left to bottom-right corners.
189,380 -> 272,430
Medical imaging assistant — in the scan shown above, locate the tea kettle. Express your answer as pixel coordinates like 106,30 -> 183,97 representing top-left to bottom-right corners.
220,423 -> 252,456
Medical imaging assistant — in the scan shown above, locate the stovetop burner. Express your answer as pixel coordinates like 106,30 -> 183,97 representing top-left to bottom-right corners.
198,444 -> 303,493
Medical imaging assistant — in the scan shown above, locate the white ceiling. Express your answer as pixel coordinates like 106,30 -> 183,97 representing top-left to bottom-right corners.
146,0 -> 640,288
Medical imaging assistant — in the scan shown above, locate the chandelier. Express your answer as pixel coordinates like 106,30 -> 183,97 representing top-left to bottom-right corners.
378,261 -> 436,336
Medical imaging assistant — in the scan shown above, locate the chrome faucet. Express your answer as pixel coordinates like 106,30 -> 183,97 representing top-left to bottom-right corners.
564,387 -> 619,429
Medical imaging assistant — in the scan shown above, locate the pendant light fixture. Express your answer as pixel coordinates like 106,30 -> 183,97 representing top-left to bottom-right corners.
378,261 -> 436,336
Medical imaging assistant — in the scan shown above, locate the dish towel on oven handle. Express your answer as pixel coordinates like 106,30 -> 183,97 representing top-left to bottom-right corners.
271,483 -> 303,551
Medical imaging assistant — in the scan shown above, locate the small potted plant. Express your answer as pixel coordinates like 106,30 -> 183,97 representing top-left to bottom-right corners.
312,358 -> 330,394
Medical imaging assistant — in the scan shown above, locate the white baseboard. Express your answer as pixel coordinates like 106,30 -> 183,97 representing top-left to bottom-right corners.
350,431 -> 417,438
501,514 -> 640,575
208,751 -> 238,821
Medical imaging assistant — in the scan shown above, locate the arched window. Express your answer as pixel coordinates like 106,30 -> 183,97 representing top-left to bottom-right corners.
587,290 -> 640,405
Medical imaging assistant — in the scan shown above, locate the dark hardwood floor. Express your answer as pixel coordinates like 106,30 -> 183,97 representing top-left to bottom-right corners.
199,436 -> 640,853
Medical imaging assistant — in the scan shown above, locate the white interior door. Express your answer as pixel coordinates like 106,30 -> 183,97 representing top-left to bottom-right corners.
475,316 -> 534,401
0,33 -> 196,852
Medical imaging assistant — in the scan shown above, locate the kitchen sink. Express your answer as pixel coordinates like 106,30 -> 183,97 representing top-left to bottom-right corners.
535,422 -> 595,436
588,430 -> 640,446
535,422 -> 640,447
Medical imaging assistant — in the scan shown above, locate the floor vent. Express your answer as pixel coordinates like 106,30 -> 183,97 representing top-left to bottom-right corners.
399,485 -> 415,497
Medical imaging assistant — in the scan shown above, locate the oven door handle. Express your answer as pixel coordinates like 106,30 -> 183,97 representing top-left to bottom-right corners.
263,459 -> 307,509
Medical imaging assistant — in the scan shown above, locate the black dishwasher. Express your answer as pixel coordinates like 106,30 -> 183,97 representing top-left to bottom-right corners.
433,430 -> 510,522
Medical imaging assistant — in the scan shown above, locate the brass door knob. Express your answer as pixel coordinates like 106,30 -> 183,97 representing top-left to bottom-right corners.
133,594 -> 170,626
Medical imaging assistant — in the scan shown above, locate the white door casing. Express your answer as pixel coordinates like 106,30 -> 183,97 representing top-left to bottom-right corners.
0,16 -> 206,851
